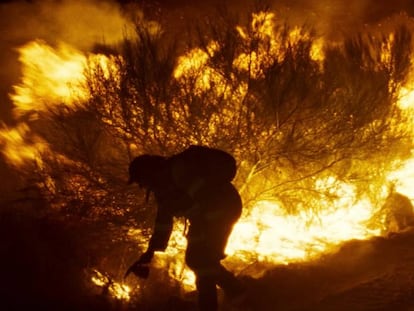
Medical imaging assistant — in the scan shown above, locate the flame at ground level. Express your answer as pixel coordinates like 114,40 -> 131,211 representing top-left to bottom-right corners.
5,11 -> 414,301
91,269 -> 131,301
120,74 -> 414,296
130,180 -> 389,292
226,198 -> 380,265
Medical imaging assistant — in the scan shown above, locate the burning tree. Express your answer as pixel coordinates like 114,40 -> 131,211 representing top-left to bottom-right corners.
2,3 -> 414,305
86,8 -> 412,213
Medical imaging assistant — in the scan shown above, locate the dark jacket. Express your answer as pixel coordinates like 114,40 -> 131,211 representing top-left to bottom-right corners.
147,182 -> 192,252
146,170 -> 242,261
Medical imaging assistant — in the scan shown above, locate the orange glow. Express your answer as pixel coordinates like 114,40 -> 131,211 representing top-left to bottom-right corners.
388,159 -> 414,199
91,269 -> 131,300
136,176 -> 386,288
397,86 -> 414,110
389,51 -> 414,197
388,86 -> 414,197
1,40 -> 114,169
0,122 -> 47,168
310,38 -> 325,63
155,220 -> 196,290
227,188 -> 381,264
5,9 -> 414,294
11,40 -> 89,119
173,41 -> 226,95
234,12 -> 325,78
10,40 -> 114,121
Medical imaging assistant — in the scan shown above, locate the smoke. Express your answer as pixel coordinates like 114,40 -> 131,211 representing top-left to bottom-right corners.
1,0 -> 413,121
0,0 -> 140,193
0,0 -> 139,123
272,0 -> 414,39
295,0 -> 371,38
189,0 -> 413,41
0,0 -> 136,51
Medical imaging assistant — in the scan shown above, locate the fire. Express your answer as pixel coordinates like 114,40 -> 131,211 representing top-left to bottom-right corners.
10,40 -> 115,121
0,122 -> 47,168
157,177 -> 383,286
128,182 -> 387,287
227,188 -> 381,264
11,40 -> 89,119
310,37 -> 325,63
234,12 -> 325,78
397,86 -> 414,110
388,159 -> 414,199
4,8 -> 414,298
173,42 -> 218,79
173,41 -> 227,95
1,40 -> 114,169
388,84 -> 414,197
91,269 -> 131,300
154,220 -> 196,290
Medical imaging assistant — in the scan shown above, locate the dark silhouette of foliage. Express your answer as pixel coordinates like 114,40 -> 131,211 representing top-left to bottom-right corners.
80,7 -> 414,214
15,4 -> 411,219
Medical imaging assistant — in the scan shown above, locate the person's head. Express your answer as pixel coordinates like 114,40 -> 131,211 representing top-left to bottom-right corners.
128,154 -> 167,189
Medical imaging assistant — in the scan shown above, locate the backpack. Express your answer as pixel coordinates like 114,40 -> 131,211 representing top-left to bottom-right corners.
169,145 -> 237,194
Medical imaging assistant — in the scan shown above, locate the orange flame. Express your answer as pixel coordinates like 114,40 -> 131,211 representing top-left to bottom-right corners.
388,87 -> 414,198
1,40 -> 114,169
91,269 -> 131,301
227,188 -> 381,264
0,122 -> 47,168
4,10 -> 414,293
11,40 -> 89,120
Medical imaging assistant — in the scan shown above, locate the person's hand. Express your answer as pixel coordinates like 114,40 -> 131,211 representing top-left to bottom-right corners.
124,250 -> 154,279
137,250 -> 154,264
124,261 -> 150,279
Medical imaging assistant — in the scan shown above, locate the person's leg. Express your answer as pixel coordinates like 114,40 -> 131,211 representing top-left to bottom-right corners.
200,183 -> 244,298
196,274 -> 218,311
216,264 -> 244,298
186,224 -> 219,311
187,183 -> 243,309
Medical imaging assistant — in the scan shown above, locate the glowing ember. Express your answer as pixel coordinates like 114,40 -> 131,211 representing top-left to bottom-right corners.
91,269 -> 131,300
154,220 -> 196,290
310,38 -> 325,63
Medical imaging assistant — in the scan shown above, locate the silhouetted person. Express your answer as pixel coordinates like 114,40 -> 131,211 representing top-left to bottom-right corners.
125,145 -> 244,311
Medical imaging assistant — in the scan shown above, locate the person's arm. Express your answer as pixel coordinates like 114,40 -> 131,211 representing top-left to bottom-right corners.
147,207 -> 174,253
125,206 -> 173,279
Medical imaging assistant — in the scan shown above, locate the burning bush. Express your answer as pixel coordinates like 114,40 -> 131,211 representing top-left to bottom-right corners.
2,3 -> 414,305
86,8 -> 412,212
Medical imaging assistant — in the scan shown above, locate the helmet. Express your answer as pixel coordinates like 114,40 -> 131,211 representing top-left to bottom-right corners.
128,154 -> 166,187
